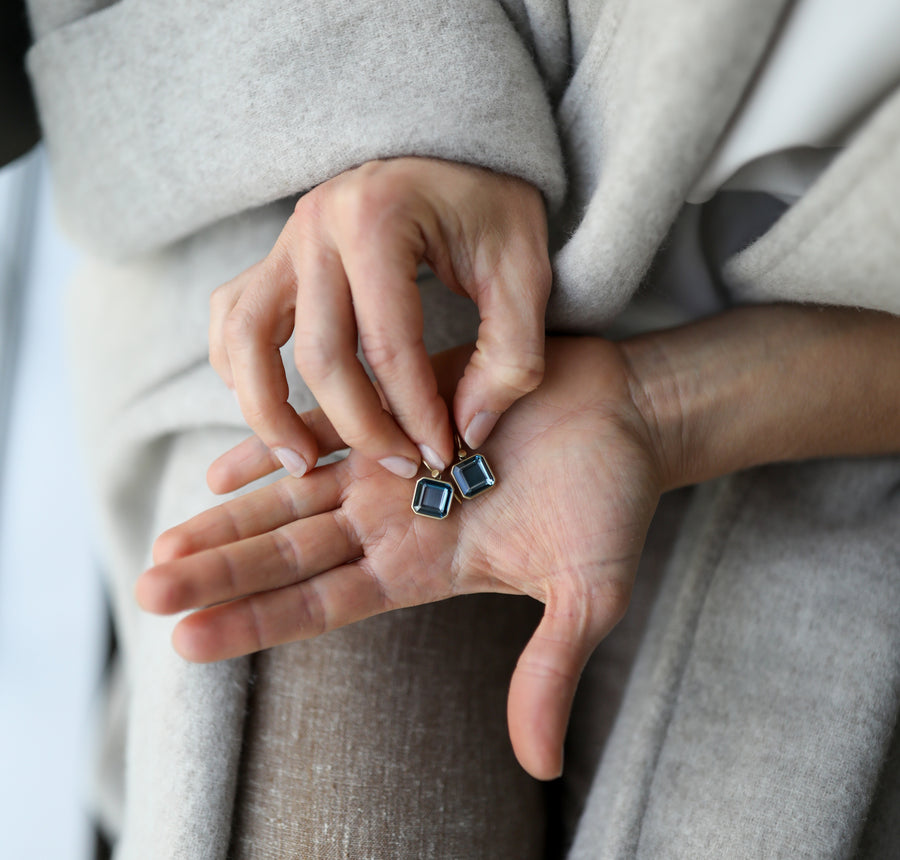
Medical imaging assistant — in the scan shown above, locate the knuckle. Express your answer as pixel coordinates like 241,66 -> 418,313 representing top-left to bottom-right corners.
292,191 -> 310,219
232,390 -> 281,434
237,402 -> 270,431
209,282 -> 231,312
494,354 -> 545,397
294,335 -> 339,384
562,575 -> 631,636
334,409 -> 389,452
495,243 -> 552,306
335,174 -> 405,236
518,647 -> 578,685
245,600 -> 268,652
218,546 -> 243,599
344,160 -> 385,187
292,582 -> 327,637
288,194 -> 319,239
223,307 -> 257,346
359,330 -> 405,372
271,529 -> 303,573
208,342 -> 227,374
342,186 -> 380,227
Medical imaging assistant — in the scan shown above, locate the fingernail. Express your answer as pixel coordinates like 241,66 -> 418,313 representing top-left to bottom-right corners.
273,447 -> 308,478
417,444 -> 446,472
463,411 -> 500,450
378,456 -> 419,480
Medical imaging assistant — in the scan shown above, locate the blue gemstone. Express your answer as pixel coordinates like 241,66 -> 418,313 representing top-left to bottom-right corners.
451,454 -> 495,499
412,478 -> 453,519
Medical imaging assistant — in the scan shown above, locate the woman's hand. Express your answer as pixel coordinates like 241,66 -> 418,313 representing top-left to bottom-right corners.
137,338 -> 664,780
140,303 -> 900,780
208,157 -> 551,481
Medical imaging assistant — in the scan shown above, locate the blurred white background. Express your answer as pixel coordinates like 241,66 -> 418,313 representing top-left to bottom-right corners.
0,147 -> 107,860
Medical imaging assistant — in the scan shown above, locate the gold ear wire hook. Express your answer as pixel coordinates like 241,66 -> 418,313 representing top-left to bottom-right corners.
421,458 -> 441,479
454,432 -> 468,460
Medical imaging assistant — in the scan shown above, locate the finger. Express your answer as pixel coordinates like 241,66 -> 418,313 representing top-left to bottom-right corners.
292,230 -> 422,479
507,582 -> 629,780
172,562 -> 389,662
207,435 -> 281,494
339,220 -> 454,469
153,465 -> 344,564
212,340 -> 478,494
225,243 -> 319,478
206,408 -> 346,494
139,509 -> 358,617
453,251 -> 551,449
209,260 -> 267,390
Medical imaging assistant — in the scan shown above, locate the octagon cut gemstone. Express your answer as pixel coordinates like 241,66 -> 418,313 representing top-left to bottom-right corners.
411,477 -> 453,519
451,454 -> 495,499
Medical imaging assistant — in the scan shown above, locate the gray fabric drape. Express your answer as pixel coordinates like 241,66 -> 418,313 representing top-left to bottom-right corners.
24,1 -> 900,855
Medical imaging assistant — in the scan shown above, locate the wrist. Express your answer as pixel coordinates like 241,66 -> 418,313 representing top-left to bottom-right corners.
621,305 -> 900,491
619,331 -> 698,492
621,307 -> 818,491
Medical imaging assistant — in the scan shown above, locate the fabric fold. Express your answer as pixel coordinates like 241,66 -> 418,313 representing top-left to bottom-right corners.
549,0 -> 790,331
27,0 -> 566,258
724,81 -> 900,314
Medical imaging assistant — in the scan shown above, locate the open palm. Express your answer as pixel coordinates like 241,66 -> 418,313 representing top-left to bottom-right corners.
137,338 -> 664,778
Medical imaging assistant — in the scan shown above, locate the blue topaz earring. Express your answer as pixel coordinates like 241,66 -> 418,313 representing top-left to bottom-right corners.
449,435 -> 495,500
411,437 -> 496,519
411,460 -> 458,520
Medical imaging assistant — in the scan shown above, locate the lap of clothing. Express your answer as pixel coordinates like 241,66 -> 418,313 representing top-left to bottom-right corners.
226,492 -> 685,860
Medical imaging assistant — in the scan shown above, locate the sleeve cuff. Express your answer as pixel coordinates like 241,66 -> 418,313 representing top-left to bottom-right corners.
28,0 -> 565,258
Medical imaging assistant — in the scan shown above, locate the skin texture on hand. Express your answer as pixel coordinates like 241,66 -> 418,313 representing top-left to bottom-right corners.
208,157 -> 551,482
139,339 -> 664,780
139,304 -> 900,781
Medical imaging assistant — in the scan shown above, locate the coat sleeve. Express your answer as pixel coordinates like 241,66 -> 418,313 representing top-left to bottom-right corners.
26,0 -> 566,259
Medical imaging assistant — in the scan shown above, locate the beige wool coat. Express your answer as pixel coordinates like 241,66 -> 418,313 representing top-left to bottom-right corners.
24,0 -> 900,856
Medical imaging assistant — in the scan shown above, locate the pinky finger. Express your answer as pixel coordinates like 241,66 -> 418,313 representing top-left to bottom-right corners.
172,563 -> 391,662
208,408 -> 348,494
207,435 -> 280,494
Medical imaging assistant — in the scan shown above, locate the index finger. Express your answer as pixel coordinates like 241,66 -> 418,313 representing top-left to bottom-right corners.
291,227 -> 425,479
337,213 -> 455,470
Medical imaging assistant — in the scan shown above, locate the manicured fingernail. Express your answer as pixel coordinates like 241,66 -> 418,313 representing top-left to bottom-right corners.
463,411 -> 500,450
273,447 -> 308,478
378,456 -> 419,480
417,444 -> 446,472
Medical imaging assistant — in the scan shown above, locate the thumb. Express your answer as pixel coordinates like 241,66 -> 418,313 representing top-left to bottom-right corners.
507,584 -> 629,780
452,252 -> 551,449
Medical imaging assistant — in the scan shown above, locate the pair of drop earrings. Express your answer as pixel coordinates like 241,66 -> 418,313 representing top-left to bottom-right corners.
411,435 -> 496,519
